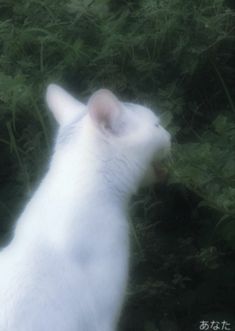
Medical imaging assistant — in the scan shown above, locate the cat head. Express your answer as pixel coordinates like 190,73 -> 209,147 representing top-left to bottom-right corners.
46,84 -> 171,194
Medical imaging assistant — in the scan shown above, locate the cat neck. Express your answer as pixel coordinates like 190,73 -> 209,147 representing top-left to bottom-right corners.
13,143 -> 132,249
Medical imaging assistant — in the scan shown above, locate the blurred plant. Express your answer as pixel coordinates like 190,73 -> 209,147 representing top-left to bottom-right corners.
0,0 -> 234,330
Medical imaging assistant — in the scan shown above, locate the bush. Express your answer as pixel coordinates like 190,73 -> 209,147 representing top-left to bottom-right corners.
0,0 -> 234,330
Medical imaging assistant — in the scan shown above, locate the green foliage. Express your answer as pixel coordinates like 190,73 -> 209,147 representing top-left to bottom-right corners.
0,0 -> 234,330
172,111 -> 235,240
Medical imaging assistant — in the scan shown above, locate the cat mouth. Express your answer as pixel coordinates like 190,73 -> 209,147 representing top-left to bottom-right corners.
152,144 -> 171,182
152,162 -> 169,182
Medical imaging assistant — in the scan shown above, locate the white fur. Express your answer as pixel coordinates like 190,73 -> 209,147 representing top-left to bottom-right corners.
0,85 -> 171,331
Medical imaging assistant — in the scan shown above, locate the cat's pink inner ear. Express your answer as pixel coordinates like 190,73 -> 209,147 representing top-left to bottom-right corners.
88,89 -> 121,132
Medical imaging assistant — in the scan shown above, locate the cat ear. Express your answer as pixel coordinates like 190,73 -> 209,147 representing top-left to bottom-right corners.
46,84 -> 85,126
88,89 -> 122,134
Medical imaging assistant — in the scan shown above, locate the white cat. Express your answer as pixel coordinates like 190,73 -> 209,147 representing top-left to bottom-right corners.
0,85 -> 171,331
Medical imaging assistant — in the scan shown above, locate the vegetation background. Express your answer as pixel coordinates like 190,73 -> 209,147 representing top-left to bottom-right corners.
0,0 -> 234,330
